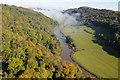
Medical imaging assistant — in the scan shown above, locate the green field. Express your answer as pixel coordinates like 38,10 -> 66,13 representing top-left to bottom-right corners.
61,25 -> 118,78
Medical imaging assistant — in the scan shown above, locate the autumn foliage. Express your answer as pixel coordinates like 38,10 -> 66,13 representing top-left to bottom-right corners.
28,41 -> 35,47
36,49 -> 43,56
63,63 -> 76,78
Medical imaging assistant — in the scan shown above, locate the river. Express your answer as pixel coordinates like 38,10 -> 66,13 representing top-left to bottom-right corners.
54,25 -> 96,78
54,25 -> 74,63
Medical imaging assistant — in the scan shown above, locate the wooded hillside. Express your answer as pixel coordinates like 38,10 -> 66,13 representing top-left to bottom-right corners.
2,4 -> 78,78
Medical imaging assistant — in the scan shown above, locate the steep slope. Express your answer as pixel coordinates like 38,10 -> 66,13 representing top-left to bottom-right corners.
2,4 -> 78,78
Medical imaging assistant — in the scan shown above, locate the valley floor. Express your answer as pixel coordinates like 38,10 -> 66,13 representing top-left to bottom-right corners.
61,25 -> 118,78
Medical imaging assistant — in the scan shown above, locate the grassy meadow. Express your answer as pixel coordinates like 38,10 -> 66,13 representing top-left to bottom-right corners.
61,25 -> 118,78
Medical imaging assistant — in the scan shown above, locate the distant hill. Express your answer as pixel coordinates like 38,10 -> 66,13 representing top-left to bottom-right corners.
64,7 -> 120,57
2,4 -> 78,78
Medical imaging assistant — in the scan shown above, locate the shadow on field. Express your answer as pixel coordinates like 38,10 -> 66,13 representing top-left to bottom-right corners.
92,39 -> 120,58
86,24 -> 120,58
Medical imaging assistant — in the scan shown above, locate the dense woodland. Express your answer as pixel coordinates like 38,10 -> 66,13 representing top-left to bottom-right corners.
2,4 -> 81,78
65,7 -> 120,57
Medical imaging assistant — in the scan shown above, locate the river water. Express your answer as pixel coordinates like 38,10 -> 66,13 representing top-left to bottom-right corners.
54,25 -> 96,78
54,25 -> 74,63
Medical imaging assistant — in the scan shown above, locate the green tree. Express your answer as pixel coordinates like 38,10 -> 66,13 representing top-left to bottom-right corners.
7,58 -> 24,74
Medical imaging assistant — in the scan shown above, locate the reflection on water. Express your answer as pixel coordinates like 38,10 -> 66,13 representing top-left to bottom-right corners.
54,25 -> 74,63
